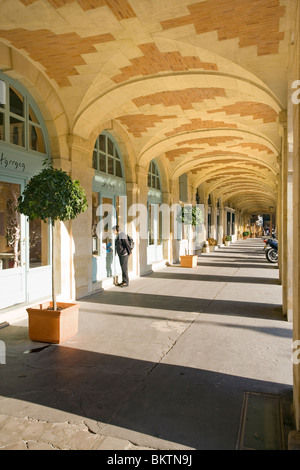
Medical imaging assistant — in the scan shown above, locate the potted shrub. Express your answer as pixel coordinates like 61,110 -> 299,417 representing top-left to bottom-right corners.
16,163 -> 88,343
202,240 -> 210,253
178,205 -> 203,267
207,237 -> 217,252
224,235 -> 232,246
243,231 -> 250,239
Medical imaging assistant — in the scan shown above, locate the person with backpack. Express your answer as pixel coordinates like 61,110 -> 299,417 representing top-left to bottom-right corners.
113,225 -> 133,287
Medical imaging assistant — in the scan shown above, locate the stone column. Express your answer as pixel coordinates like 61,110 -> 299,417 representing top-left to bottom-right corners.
217,205 -> 224,245
50,155 -> 73,303
135,165 -> 150,275
280,110 -> 293,321
126,182 -> 139,278
68,135 -> 94,300
292,9 -> 300,432
210,203 -> 217,241
170,178 -> 180,263
162,190 -> 172,264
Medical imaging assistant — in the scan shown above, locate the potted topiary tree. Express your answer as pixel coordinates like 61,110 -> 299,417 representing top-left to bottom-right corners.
178,205 -> 204,267
16,162 -> 88,344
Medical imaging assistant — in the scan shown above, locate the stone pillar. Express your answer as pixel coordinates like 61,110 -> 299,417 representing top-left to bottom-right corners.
292,11 -> 300,430
51,155 -> 73,303
170,178 -> 180,263
280,110 -> 293,321
135,165 -> 150,275
126,182 -> 139,278
162,190 -> 172,264
68,135 -> 94,300
288,0 -> 300,439
217,205 -> 224,245
211,203 -> 218,241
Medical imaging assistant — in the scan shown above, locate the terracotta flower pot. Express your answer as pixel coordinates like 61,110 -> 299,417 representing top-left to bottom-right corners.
27,301 -> 79,344
180,255 -> 197,268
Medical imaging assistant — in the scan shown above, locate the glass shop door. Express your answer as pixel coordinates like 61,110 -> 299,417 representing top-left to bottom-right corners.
0,176 -> 26,309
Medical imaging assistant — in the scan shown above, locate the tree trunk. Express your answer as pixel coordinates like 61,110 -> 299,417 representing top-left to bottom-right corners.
51,220 -> 57,310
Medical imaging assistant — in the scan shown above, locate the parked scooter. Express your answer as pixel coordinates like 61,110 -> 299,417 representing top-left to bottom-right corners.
263,236 -> 278,263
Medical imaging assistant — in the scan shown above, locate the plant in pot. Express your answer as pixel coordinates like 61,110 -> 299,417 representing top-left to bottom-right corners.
207,237 -> 217,252
243,231 -> 250,239
16,162 -> 88,344
224,235 -> 232,246
178,205 -> 204,267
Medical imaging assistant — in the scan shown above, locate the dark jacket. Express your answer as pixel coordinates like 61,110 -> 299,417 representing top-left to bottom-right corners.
115,231 -> 131,256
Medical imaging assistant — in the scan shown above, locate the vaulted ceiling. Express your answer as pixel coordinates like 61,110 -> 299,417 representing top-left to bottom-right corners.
0,0 -> 296,213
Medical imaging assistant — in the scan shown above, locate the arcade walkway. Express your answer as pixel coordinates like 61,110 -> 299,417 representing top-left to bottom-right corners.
0,239 -> 293,450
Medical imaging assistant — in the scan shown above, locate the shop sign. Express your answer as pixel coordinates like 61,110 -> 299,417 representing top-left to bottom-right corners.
0,152 -> 25,172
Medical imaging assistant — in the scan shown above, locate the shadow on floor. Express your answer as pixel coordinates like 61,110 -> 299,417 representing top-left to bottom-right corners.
0,334 -> 294,450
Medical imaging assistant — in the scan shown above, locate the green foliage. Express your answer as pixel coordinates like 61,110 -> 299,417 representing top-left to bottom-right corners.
178,205 -> 204,226
16,165 -> 88,224
243,231 -> 250,237
224,235 -> 232,241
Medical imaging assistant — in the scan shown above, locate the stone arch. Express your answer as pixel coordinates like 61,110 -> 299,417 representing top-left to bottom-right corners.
0,42 -> 68,160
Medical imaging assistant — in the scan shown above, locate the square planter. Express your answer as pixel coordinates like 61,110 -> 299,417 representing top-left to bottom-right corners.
180,255 -> 198,268
27,301 -> 79,344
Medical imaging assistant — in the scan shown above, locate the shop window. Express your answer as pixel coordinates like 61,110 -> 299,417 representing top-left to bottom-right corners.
0,181 -> 21,270
29,218 -> 50,268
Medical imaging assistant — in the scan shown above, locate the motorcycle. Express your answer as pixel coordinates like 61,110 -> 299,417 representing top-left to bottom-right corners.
263,237 -> 278,263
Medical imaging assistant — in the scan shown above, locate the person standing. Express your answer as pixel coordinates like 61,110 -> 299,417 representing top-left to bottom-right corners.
113,225 -> 131,287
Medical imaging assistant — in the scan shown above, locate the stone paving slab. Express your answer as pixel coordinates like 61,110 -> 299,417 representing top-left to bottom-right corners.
0,239 -> 294,450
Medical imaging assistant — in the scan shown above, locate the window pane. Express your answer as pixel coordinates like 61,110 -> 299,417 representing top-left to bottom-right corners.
9,86 -> 24,117
148,205 -> 154,245
10,117 -> 24,147
99,134 -> 105,152
92,150 -> 98,170
28,105 -> 39,124
152,175 -> 156,188
0,112 -> 4,141
29,218 -> 49,268
0,182 -> 21,270
100,153 -> 106,172
29,125 -> 46,153
156,177 -> 161,190
116,159 -> 122,178
107,156 -> 114,175
107,137 -> 114,156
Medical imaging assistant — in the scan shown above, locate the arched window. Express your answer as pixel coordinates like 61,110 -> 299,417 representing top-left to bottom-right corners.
93,131 -> 123,178
0,73 -> 47,154
148,160 -> 160,190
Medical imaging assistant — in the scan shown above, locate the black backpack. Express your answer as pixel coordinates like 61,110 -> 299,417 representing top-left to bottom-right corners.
127,235 -> 135,250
